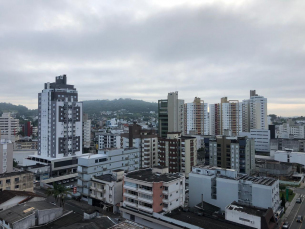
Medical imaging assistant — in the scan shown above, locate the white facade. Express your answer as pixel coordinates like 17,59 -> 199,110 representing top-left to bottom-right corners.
249,96 -> 268,130
83,119 -> 91,149
123,168 -> 185,214
189,166 -> 280,212
77,148 -> 140,196
239,129 -> 270,152
0,139 -> 13,174
277,123 -> 305,139
0,113 -> 19,142
274,150 -> 305,167
38,75 -> 83,159
167,92 -> 185,134
89,170 -> 124,213
98,134 -> 121,149
225,204 -> 261,229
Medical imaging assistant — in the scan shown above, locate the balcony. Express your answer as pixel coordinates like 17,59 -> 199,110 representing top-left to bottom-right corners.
138,197 -> 153,204
90,193 -> 97,198
163,207 -> 169,212
124,185 -> 137,192
91,186 -> 97,190
138,205 -> 153,213
138,188 -> 153,195
124,201 -> 138,208
124,192 -> 138,199
162,190 -> 169,195
97,187 -> 104,192
162,198 -> 169,204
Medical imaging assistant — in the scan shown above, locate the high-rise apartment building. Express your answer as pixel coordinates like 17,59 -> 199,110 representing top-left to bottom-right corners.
82,113 -> 91,153
184,97 -> 209,135
38,75 -> 83,158
121,123 -> 158,168
158,92 -> 184,138
209,136 -> 255,175
158,133 -> 197,180
0,113 -> 19,142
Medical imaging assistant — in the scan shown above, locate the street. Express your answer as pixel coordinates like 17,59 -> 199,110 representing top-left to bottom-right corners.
285,188 -> 305,229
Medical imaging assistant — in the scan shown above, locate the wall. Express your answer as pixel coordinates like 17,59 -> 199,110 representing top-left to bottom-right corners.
225,208 -> 261,229
37,207 -> 63,225
13,213 -> 36,229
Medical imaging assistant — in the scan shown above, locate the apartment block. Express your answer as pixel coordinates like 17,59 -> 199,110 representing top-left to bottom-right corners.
0,171 -> 34,192
14,140 -> 38,150
189,166 -> 280,212
270,138 -> 305,152
83,113 -> 91,153
209,136 -> 255,175
0,140 -> 13,174
184,97 -> 209,135
89,169 -> 124,213
38,75 -> 82,159
121,123 -> 158,168
158,92 -> 184,138
77,148 -> 140,197
99,133 -> 120,150
239,129 -> 270,152
158,133 -> 197,181
0,113 -> 19,142
249,92 -> 268,130
122,167 -> 185,215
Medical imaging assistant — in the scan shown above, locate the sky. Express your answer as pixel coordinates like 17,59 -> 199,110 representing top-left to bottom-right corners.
0,0 -> 305,116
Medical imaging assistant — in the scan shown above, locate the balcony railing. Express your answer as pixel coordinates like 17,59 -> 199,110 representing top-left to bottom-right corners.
138,188 -> 153,195
138,205 -> 153,213
124,192 -> 138,199
138,197 -> 153,204
124,201 -> 138,208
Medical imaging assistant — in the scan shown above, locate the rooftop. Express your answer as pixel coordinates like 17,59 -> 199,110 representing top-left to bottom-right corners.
227,201 -> 269,217
0,201 -> 60,224
125,169 -> 183,183
0,171 -> 32,179
109,220 -> 149,229
0,190 -> 43,205
165,209 -> 251,229
237,174 -> 276,186
93,174 -> 116,183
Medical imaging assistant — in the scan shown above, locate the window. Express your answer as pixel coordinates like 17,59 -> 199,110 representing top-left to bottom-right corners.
6,179 -> 10,184
15,185 -> 19,189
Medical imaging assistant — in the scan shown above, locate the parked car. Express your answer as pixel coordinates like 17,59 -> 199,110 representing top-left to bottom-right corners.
50,202 -> 56,206
62,180 -> 66,184
296,198 -> 302,203
296,215 -> 303,223
58,181 -> 62,184
282,221 -> 289,229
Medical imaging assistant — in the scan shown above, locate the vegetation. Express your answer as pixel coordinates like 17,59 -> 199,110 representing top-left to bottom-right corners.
13,159 -> 18,167
281,194 -> 286,208
280,189 -> 295,202
0,103 -> 37,117
46,183 -> 71,207
82,98 -> 158,115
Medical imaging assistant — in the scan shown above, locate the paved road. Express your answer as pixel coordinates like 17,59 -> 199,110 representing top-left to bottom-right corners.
288,194 -> 305,229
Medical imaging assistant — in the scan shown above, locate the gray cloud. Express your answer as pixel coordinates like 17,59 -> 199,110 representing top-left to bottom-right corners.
0,0 -> 305,116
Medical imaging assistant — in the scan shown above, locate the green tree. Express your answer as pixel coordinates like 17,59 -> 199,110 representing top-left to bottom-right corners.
13,159 -> 18,167
47,183 -> 70,207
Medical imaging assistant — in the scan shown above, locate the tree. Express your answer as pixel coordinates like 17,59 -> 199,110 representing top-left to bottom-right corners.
13,159 -> 18,167
47,183 -> 70,207
281,193 -> 286,209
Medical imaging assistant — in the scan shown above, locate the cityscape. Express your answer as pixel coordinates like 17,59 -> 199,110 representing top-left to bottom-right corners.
1,1 -> 305,229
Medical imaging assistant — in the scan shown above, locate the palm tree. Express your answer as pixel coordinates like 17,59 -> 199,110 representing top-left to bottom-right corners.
47,183 -> 70,207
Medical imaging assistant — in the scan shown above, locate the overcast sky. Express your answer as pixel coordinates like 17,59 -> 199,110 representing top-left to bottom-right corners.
0,0 -> 304,116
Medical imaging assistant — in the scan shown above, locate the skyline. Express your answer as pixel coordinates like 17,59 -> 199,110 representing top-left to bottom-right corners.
0,1 -> 305,116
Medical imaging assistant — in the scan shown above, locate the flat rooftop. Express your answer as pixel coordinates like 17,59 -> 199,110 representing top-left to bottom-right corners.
126,169 -> 182,183
0,201 -> 60,224
237,174 -> 276,186
165,209 -> 251,229
94,174 -> 116,183
227,201 -> 269,217
0,171 -> 32,179
0,190 -> 43,205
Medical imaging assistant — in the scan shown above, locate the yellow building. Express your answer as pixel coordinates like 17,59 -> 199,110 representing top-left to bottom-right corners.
0,171 -> 34,192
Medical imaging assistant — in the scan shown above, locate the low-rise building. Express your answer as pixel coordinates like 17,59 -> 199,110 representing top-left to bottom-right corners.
0,190 -> 45,211
98,133 -> 120,150
121,167 -> 185,216
274,150 -> 305,167
0,201 -> 63,229
239,129 -> 270,153
225,201 -> 277,229
0,171 -> 34,192
0,140 -> 13,174
77,148 -> 140,198
14,140 -> 38,150
89,169 -> 124,213
189,166 -> 280,212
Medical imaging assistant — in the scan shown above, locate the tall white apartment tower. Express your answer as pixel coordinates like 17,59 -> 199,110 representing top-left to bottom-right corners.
167,92 -> 184,134
38,75 -> 83,158
249,90 -> 267,130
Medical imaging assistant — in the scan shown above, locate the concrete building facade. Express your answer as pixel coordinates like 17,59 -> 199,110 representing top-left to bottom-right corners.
209,136 -> 255,175
0,171 -> 34,192
122,167 -> 185,215
0,140 -> 13,174
189,166 -> 280,212
0,113 -> 19,142
38,75 -> 82,159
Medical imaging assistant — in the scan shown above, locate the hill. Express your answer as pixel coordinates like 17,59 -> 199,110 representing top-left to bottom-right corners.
0,103 -> 38,117
82,99 -> 158,115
